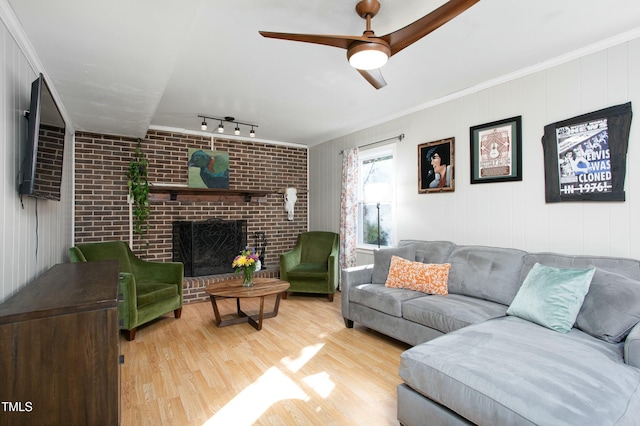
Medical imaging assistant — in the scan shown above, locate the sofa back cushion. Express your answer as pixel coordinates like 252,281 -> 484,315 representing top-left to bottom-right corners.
447,245 -> 526,305
398,240 -> 456,264
75,241 -> 133,273
372,241 -> 455,285
522,253 -> 640,341
576,268 -> 640,343
372,245 -> 417,284
520,252 -> 640,282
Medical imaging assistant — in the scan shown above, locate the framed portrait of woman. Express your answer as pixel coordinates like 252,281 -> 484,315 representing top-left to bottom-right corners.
418,137 -> 455,193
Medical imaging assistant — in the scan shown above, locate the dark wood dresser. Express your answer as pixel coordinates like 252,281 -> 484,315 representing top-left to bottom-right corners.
0,261 -> 121,425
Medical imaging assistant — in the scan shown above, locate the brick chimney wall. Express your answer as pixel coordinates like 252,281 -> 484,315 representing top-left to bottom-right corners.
74,129 -> 308,302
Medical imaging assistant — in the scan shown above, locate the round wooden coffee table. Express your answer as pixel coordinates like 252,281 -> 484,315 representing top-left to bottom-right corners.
204,277 -> 290,330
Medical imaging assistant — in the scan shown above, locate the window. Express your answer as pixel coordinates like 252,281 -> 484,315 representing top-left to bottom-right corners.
357,146 -> 395,248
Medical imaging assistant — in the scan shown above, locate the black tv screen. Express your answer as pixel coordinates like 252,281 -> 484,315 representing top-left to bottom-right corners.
19,73 -> 66,201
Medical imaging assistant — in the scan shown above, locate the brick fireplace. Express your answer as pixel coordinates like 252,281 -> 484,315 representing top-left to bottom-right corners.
172,218 -> 248,277
73,129 -> 308,303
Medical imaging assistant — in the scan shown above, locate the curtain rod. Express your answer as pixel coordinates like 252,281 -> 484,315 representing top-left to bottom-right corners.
340,133 -> 405,154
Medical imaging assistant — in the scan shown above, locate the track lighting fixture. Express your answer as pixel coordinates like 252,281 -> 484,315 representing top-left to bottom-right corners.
197,114 -> 259,138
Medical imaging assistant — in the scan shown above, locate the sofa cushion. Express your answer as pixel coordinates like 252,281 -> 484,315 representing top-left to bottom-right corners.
137,282 -> 179,308
402,294 -> 507,334
349,284 -> 426,317
447,245 -> 526,305
385,256 -> 450,295
576,268 -> 640,343
372,245 -> 416,284
507,263 -> 595,333
399,316 -> 640,426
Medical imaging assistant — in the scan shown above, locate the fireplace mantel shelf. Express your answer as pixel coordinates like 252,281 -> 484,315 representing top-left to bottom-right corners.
148,186 -> 272,202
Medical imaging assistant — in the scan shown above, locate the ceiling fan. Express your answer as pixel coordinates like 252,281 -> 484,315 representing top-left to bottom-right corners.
259,0 -> 480,89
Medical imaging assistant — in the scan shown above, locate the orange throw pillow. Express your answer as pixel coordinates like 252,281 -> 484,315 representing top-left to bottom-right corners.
384,255 -> 450,295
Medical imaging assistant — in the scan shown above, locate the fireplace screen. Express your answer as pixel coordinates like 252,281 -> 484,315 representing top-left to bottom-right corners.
172,218 -> 247,277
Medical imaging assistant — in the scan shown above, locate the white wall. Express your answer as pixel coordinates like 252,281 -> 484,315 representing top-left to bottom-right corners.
310,36 -> 640,263
0,2 -> 74,301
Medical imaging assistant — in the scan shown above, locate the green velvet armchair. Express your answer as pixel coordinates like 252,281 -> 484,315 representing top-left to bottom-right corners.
69,241 -> 184,340
279,231 -> 340,301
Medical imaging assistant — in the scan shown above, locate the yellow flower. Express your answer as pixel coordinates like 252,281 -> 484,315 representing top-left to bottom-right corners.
232,248 -> 260,274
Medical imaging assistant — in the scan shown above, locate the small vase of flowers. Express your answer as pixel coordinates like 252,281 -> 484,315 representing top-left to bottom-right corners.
232,247 -> 261,287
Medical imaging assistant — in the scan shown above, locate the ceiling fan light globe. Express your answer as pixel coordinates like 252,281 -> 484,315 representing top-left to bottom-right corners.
348,43 -> 390,70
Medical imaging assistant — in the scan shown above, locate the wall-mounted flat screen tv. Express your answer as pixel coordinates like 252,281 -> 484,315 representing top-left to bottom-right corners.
18,73 -> 66,201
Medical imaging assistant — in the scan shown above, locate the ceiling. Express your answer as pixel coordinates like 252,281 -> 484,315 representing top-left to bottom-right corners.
7,0 -> 640,146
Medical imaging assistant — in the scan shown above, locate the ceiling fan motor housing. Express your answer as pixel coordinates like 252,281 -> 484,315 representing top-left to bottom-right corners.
356,0 -> 381,19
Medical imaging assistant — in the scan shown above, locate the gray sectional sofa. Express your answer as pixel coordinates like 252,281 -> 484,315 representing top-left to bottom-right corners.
341,240 -> 640,426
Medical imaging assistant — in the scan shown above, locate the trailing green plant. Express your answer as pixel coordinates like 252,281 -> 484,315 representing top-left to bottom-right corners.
126,140 -> 150,236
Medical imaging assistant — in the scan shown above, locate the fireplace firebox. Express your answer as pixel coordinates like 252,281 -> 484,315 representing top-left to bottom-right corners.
172,218 -> 247,277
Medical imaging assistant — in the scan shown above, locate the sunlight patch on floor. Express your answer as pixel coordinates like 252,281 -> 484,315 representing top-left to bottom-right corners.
203,343 -> 335,425
281,342 -> 324,373
302,372 -> 335,399
203,367 -> 309,425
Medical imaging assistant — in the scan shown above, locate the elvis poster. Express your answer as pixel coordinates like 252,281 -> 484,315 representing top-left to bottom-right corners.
542,102 -> 632,202
556,118 -> 611,195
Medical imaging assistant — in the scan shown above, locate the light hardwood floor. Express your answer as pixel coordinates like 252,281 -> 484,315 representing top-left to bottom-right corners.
121,291 -> 410,426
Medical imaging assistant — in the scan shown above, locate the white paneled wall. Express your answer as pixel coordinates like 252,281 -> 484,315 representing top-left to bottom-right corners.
0,4 -> 73,302
310,36 -> 640,263
309,139 -> 341,232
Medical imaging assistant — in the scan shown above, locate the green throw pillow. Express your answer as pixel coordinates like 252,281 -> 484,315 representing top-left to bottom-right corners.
507,262 -> 596,333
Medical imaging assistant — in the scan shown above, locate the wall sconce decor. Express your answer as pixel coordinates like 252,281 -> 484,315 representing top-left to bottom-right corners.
198,114 -> 258,138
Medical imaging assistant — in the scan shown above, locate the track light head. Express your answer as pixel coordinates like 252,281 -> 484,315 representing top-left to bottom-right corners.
217,122 -> 224,133
250,127 -> 256,138
234,125 -> 240,136
201,120 -> 207,131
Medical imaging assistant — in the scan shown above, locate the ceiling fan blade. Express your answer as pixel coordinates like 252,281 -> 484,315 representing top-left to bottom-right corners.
259,31 -> 368,50
381,0 -> 480,56
358,68 -> 387,89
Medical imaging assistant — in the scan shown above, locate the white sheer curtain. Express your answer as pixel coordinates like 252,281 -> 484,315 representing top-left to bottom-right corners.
339,148 -> 359,276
